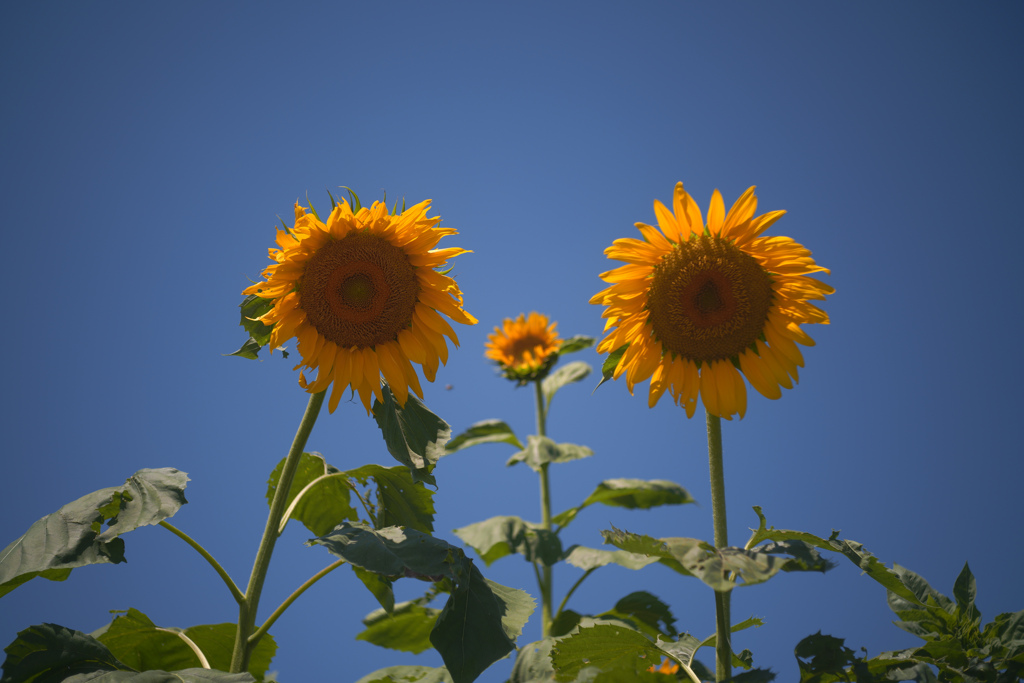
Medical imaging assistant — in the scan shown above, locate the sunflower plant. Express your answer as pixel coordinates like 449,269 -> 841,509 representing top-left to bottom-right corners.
0,190 -> 534,683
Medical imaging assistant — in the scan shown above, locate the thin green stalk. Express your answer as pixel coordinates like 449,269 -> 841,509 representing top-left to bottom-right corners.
230,390 -> 326,673
706,411 -> 731,682
534,380 -> 554,638
554,567 -> 595,619
250,558 -> 347,647
159,521 -> 245,605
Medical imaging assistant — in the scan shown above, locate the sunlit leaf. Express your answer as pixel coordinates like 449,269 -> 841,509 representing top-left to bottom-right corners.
93,609 -> 276,682
454,516 -> 562,567
562,545 -> 658,572
554,479 -> 694,530
266,452 -> 358,537
550,623 -> 663,681
357,601 -> 440,654
507,436 -> 592,472
557,336 -> 596,355
347,464 -> 436,534
372,383 -> 450,486
542,361 -> 592,408
0,469 -> 189,597
353,665 -> 453,683
446,420 -> 524,454
594,344 -> 628,392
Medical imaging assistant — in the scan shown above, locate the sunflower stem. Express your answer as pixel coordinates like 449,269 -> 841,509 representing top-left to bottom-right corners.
230,390 -> 326,674
706,411 -> 731,682
534,380 -> 554,638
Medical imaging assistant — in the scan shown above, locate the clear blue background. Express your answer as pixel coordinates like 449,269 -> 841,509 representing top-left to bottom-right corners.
2,2 -> 1022,681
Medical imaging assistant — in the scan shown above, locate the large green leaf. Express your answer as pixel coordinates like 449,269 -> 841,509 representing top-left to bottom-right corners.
553,479 -> 695,530
353,665 -> 453,683
357,601 -> 440,654
445,420 -> 523,454
93,609 -> 275,682
541,361 -> 592,408
309,523 -> 534,683
550,623 -> 662,681
372,383 -> 451,486
506,436 -> 592,472
561,545 -> 658,572
0,469 -> 189,598
453,516 -> 562,567
266,452 -> 358,537
346,464 -> 436,534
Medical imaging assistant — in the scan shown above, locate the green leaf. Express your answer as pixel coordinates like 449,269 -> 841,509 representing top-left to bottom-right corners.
550,624 -> 663,681
453,516 -> 563,567
756,540 -> 836,574
549,611 -> 583,638
542,361 -> 592,408
229,295 -> 275,360
357,601 -> 440,654
372,383 -> 451,486
309,523 -> 534,683
557,336 -> 596,356
794,632 -> 861,683
507,436 -> 592,472
0,469 -> 189,598
554,479 -> 695,530
601,592 -> 677,639
346,464 -> 436,534
952,562 -> 982,625
562,545 -> 658,572
94,609 -> 276,682
353,665 -> 453,683
225,338 -> 263,360
350,564 -> 395,614
594,344 -> 628,392
509,639 -> 558,683
266,452 -> 358,537
66,672 -> 257,682
1,623 -> 133,682
446,420 -> 523,454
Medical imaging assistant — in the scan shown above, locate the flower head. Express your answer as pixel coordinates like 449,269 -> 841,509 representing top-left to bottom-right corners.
244,196 -> 477,413
591,182 -> 832,419
649,658 -> 682,676
485,312 -> 562,383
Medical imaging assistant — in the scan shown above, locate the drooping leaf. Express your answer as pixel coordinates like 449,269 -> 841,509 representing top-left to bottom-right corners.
1,623 -> 133,682
506,436 -> 592,472
541,361 -> 592,408
309,523 -> 534,683
266,452 -> 358,537
353,665 -> 453,683
346,464 -> 436,533
372,383 -> 451,486
594,344 -> 628,392
446,420 -> 523,454
454,516 -> 562,567
0,469 -> 189,598
554,479 -> 695,530
225,338 -> 263,361
351,565 -> 395,614
756,540 -> 836,574
562,545 -> 658,572
357,601 -> 440,654
557,336 -> 596,356
550,623 -> 663,681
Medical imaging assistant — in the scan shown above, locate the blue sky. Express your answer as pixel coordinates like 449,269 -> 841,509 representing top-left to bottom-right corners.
2,2 -> 1022,681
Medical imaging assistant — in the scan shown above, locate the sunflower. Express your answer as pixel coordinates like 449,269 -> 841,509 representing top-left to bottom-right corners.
485,312 -> 562,383
591,182 -> 832,420
649,658 -> 682,675
244,196 -> 477,414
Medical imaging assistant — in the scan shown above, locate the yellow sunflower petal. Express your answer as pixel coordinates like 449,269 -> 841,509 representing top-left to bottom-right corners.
707,189 -> 726,235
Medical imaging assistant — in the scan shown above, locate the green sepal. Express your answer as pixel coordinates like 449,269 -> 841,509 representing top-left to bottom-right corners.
372,382 -> 451,487
357,601 -> 440,654
0,469 -> 189,598
594,343 -> 629,392
453,516 -> 563,567
266,452 -> 358,537
446,420 -> 524,454
506,435 -> 592,472
228,295 -> 275,360
93,608 -> 276,682
553,479 -> 694,530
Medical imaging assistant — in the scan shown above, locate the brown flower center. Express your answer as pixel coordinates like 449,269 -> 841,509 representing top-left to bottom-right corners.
300,232 -> 418,348
508,334 -> 550,366
647,234 -> 773,362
